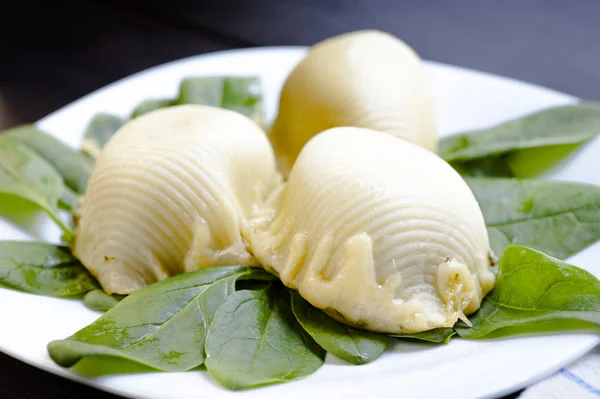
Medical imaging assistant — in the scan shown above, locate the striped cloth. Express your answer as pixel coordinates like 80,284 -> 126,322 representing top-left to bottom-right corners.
520,346 -> 600,399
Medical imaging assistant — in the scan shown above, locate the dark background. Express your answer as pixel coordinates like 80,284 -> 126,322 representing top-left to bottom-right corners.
1,0 -> 599,397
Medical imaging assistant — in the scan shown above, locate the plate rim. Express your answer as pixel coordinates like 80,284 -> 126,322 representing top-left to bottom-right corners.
37,45 -> 577,127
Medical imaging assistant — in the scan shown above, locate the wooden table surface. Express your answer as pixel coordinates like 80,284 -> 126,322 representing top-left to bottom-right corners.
1,0 -> 599,397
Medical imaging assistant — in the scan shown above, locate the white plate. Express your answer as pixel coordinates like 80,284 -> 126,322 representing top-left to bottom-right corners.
1,47 -> 600,399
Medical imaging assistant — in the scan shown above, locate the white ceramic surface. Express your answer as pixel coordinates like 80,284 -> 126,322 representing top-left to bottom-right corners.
1,47 -> 599,399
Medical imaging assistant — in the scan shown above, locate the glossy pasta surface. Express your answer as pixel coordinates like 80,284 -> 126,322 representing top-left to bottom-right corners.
271,30 -> 437,175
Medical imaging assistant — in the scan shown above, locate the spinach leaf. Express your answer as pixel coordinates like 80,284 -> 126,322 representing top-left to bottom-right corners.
58,187 -> 79,212
290,291 -> 386,364
0,141 -> 72,237
177,77 -> 263,124
451,156 -> 514,178
456,246 -> 600,339
501,143 -> 582,178
440,103 -> 600,177
82,113 -> 125,158
1,125 -> 93,194
390,328 -> 456,344
83,289 -> 125,312
205,287 -> 325,390
131,99 -> 175,118
48,267 -> 273,371
0,241 -> 97,297
466,177 -> 600,259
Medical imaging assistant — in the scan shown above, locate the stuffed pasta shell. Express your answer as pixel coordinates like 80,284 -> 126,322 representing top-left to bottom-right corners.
74,105 -> 280,294
270,30 -> 437,175
244,127 -> 494,333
